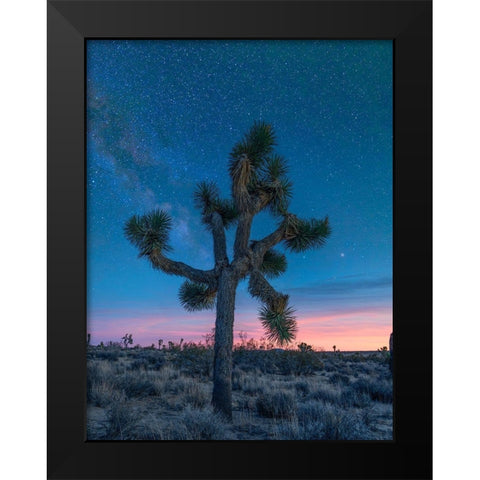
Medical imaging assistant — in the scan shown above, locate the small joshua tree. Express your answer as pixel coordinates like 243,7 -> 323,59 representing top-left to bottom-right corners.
125,122 -> 331,419
121,333 -> 133,349
333,345 -> 336,352
298,342 -> 313,352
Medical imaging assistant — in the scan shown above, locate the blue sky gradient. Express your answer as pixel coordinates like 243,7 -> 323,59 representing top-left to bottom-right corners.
87,40 -> 392,350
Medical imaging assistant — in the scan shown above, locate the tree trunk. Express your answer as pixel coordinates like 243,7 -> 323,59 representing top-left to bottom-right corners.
212,268 -> 237,420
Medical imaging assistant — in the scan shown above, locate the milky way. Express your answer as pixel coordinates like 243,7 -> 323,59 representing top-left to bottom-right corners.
86,40 -> 392,350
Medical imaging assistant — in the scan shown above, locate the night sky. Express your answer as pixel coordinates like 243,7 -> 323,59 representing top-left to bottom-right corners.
86,40 -> 392,351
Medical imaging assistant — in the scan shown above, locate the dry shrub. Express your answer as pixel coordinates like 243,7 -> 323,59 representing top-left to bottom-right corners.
115,371 -> 158,398
256,390 -> 297,419
242,376 -> 267,396
156,365 -> 180,382
181,381 -> 210,408
103,396 -> 139,440
87,360 -> 121,404
232,369 -> 248,391
276,404 -> 368,440
352,376 -> 393,403
306,384 -> 342,404
137,407 -> 228,440
294,380 -> 311,397
89,381 -> 123,408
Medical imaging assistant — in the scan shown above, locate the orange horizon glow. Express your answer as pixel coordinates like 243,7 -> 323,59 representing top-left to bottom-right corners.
88,307 -> 392,352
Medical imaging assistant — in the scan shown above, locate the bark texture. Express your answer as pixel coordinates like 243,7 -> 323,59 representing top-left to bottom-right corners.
149,251 -> 216,286
211,269 -> 237,419
209,212 -> 228,267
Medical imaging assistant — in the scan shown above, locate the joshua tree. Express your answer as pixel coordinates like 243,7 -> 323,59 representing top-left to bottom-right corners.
333,345 -> 336,352
121,333 -> 133,349
298,342 -> 313,352
124,122 -> 331,419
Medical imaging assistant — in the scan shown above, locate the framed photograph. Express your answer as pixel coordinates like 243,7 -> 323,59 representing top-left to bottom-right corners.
48,0 -> 431,478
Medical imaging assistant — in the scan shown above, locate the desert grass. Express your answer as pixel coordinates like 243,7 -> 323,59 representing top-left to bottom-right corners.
86,343 -> 392,440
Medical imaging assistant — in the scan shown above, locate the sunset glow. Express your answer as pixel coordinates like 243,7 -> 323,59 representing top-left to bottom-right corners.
88,304 -> 392,352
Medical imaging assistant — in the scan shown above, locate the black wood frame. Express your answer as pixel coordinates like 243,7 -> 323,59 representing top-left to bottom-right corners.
48,1 -> 432,478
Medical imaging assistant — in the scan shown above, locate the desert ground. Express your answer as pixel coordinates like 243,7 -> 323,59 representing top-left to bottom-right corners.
87,339 -> 393,440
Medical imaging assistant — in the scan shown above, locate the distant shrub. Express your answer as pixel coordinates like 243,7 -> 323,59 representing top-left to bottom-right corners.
169,344 -> 213,377
242,376 -> 266,396
339,387 -> 372,408
257,390 -> 297,419
87,361 -> 102,394
277,351 -> 324,376
142,407 -> 228,440
349,353 -> 366,363
128,358 -> 150,371
352,377 -> 393,403
277,404 -> 369,440
92,349 -> 121,361
127,350 -> 166,371
233,349 -> 323,376
319,406 -> 364,440
87,360 -> 118,403
232,369 -> 248,391
131,408 -> 230,440
156,365 -> 179,382
181,407 -> 228,439
103,397 -> 139,440
294,380 -> 311,397
329,373 -> 351,386
89,382 -> 123,407
116,372 -> 158,398
275,420 -> 323,440
181,381 -> 210,408
296,400 -> 325,423
168,376 -> 197,395
237,396 -> 256,412
307,384 -> 341,404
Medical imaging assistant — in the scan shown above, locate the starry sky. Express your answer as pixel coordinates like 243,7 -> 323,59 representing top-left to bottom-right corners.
86,40 -> 392,351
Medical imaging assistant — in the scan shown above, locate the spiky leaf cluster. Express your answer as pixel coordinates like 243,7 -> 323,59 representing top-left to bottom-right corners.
262,154 -> 288,179
253,154 -> 293,215
194,181 -> 219,214
229,121 -> 276,169
259,304 -> 297,346
228,122 -> 277,211
194,181 -> 238,228
179,281 -> 216,312
260,249 -> 287,278
124,209 -> 172,257
284,216 -> 331,253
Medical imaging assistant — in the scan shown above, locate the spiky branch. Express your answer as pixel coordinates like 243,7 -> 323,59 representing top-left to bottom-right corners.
179,281 -> 217,311
248,269 -> 296,345
149,251 -> 216,286
194,181 -> 234,268
124,209 -> 216,287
